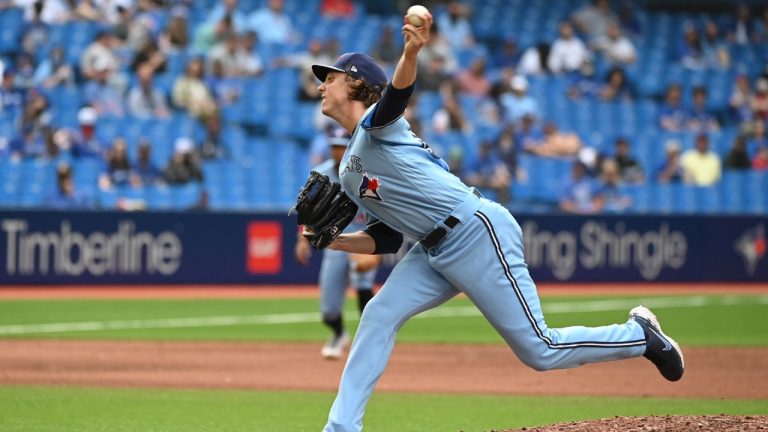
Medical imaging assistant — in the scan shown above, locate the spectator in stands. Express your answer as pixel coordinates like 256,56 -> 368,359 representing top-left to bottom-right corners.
159,6 -> 190,53
592,23 -> 636,66
417,22 -> 459,76
702,20 -> 730,69
273,38 -> 334,101
18,0 -> 70,23
659,83 -> 687,131
207,33 -> 242,77
656,139 -> 685,183
618,0 -> 641,37
69,106 -> 105,158
207,0 -> 248,34
131,37 -> 167,75
686,86 -> 719,132
13,52 -> 36,91
678,22 -> 706,70
20,2 -> 52,56
454,56 -> 491,97
432,81 -> 471,135
133,139 -> 162,186
753,145 -> 768,170
321,0 -> 355,18
200,115 -> 226,160
598,158 -> 632,213
172,57 -> 218,120
80,30 -> 120,81
599,66 -> 633,102
72,0 -> 103,22
126,62 -> 170,119
372,25 -> 400,69
517,42 -> 550,76
193,10 -> 235,54
8,124 -> 45,159
681,133 -> 722,186
751,78 -> 768,121
416,54 -> 448,91
237,31 -> 265,77
548,21 -> 590,74
113,3 -> 152,52
0,68 -> 25,119
33,45 -> 74,88
465,140 -> 511,204
248,0 -> 297,45
749,119 -> 767,150
515,114 -> 543,150
495,122 -> 518,175
559,160 -> 602,214
491,36 -> 519,70
572,0 -> 618,41
83,56 -> 125,117
613,138 -> 644,183
47,162 -> 92,209
524,121 -> 582,158
728,3 -> 759,45
500,75 -> 539,124
760,6 -> 768,42
436,1 -> 475,50
207,59 -> 241,107
730,74 -> 754,125
567,58 -> 601,100
99,137 -> 134,189
724,135 -> 753,171
164,137 -> 203,184
17,87 -> 49,135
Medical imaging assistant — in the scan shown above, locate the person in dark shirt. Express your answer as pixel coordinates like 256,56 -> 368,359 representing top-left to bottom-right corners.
724,135 -> 753,170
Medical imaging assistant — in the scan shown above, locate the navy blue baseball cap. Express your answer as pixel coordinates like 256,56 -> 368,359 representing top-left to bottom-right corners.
312,52 -> 388,93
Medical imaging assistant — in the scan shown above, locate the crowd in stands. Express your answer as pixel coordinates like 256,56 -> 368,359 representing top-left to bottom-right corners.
0,0 -> 767,214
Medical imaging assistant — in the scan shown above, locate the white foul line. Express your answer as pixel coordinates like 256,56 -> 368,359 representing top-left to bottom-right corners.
0,295 -> 765,336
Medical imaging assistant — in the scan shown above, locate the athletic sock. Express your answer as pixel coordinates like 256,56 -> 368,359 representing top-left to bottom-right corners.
357,288 -> 374,314
323,314 -> 344,337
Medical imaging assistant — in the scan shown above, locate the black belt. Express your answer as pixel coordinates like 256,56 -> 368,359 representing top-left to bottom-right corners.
420,216 -> 460,250
420,189 -> 482,250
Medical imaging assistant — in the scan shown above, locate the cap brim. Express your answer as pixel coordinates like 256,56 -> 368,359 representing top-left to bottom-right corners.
312,64 -> 345,82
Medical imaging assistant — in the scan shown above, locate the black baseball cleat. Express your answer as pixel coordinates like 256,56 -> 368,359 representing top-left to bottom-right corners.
629,306 -> 685,382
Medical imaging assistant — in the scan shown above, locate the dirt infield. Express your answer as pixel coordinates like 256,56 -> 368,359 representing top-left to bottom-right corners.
1,340 -> 766,400
2,284 -> 766,431
502,415 -> 768,431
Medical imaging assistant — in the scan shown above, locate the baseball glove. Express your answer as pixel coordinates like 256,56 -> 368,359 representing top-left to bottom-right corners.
294,171 -> 358,249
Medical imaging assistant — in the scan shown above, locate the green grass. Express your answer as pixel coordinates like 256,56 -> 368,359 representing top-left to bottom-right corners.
0,386 -> 765,432
0,295 -> 766,346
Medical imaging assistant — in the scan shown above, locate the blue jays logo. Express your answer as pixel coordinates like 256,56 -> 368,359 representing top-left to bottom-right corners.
359,173 -> 382,200
734,225 -> 766,275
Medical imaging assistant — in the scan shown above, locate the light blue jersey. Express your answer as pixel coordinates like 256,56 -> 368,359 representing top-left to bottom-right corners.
324,101 -> 649,432
339,105 -> 470,239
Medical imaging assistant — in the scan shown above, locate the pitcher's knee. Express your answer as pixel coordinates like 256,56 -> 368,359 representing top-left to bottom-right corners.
514,344 -> 557,371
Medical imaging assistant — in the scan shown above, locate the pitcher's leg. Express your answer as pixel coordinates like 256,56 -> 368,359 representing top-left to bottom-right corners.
436,205 -> 645,371
324,246 -> 458,432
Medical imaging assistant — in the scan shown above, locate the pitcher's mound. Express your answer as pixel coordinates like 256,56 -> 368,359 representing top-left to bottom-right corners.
501,415 -> 768,432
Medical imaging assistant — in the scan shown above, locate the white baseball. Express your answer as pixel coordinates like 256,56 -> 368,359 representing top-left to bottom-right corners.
406,4 -> 429,27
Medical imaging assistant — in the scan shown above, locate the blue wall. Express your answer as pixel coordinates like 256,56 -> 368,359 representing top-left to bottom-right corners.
0,210 -> 765,285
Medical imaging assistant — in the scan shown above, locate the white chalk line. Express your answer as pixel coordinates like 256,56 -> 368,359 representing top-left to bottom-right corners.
0,295 -> 766,335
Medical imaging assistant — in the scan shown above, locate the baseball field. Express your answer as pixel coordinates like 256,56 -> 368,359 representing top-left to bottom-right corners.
0,284 -> 766,432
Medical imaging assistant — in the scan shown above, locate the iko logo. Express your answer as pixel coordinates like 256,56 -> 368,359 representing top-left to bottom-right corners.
247,222 -> 282,274
734,224 -> 766,275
